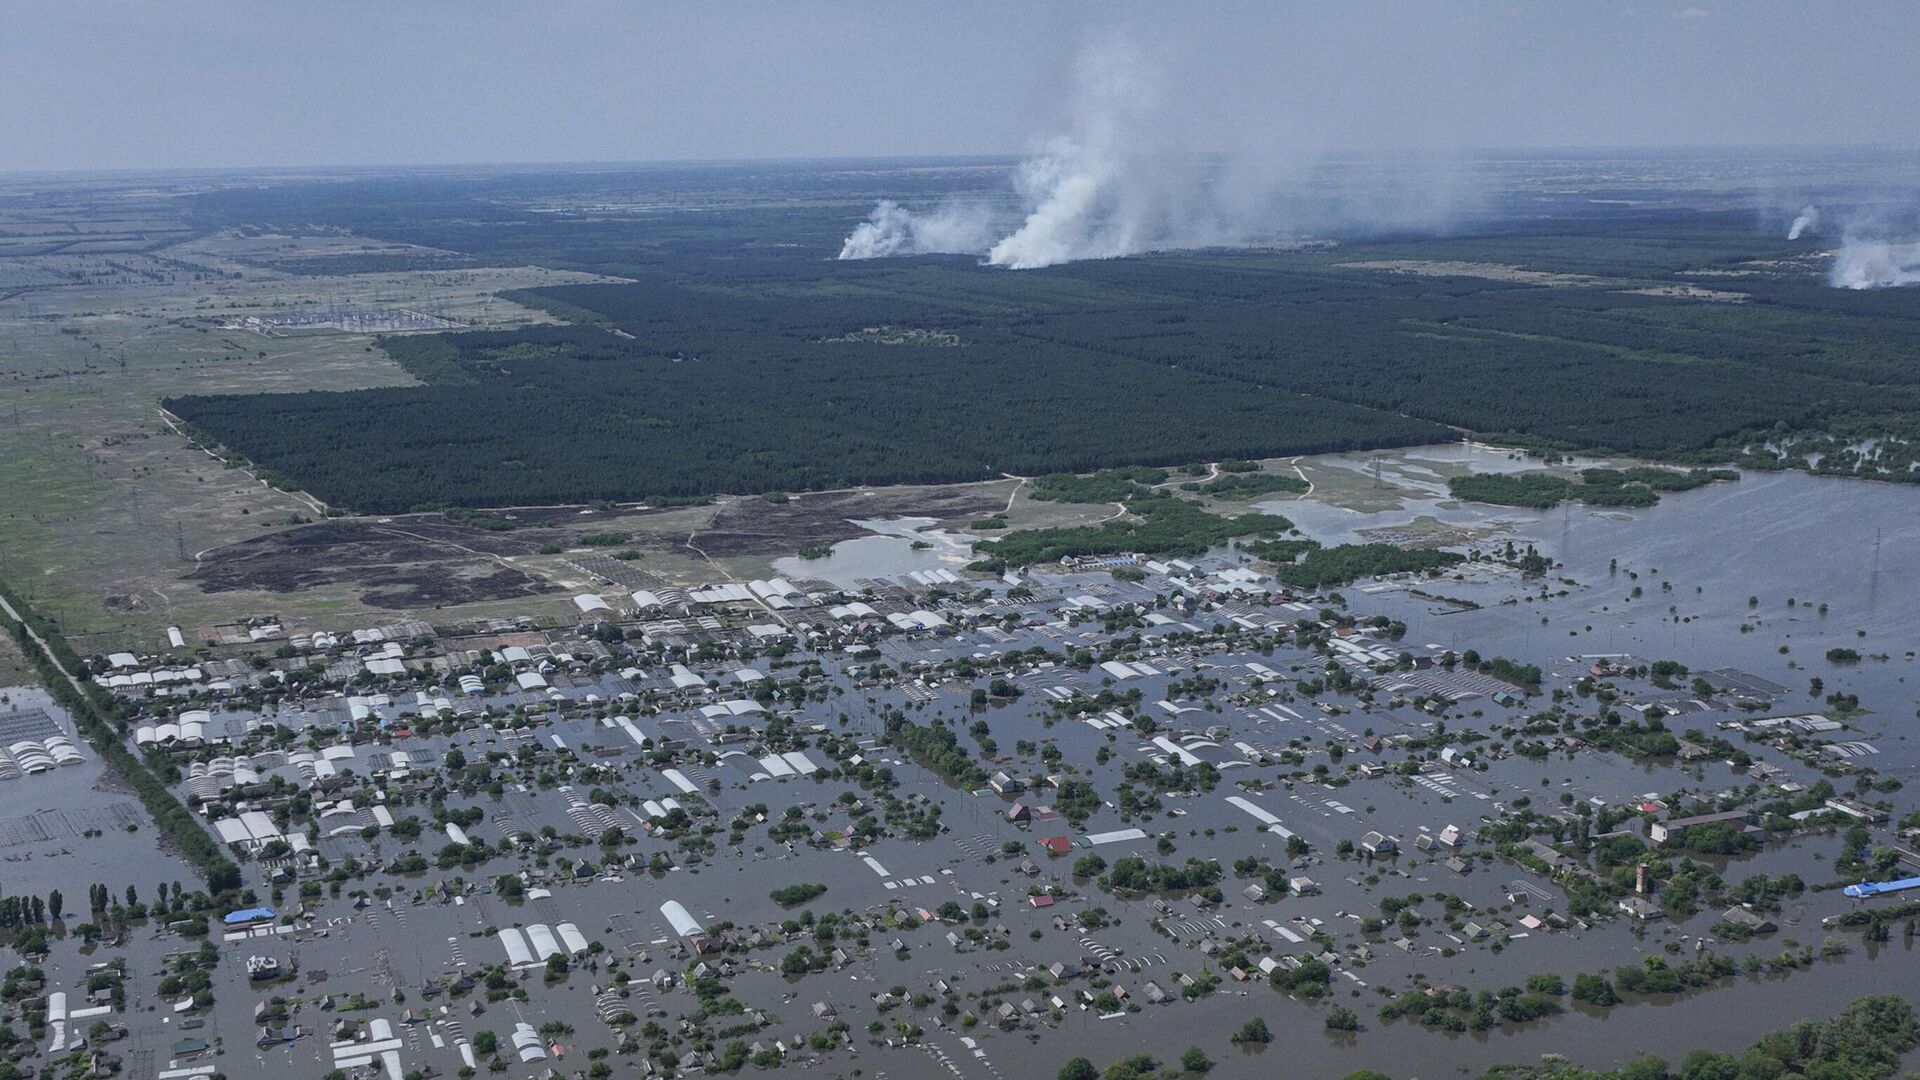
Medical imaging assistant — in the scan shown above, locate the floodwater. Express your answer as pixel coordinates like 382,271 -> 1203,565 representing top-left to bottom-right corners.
0,684 -> 58,711
971,946 -> 1920,1080
1271,451 -> 1920,635
10,450 -> 1920,1080
1264,456 -> 1920,761
772,515 -> 979,586
0,687 -> 203,891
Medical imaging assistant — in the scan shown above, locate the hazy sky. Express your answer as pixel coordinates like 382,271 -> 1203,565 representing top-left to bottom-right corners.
7,0 -> 1919,172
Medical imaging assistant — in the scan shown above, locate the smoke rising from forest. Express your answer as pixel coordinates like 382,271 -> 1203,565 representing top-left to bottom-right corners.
836,200 -> 997,260
837,36 -> 1470,270
1785,203 -> 1920,289
1787,205 -> 1818,240
1829,237 -> 1920,289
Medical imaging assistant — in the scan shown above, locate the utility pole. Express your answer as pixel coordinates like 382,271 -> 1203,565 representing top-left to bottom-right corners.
1868,527 -> 1882,611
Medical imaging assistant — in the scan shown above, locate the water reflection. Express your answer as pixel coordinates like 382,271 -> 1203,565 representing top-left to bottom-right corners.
773,516 -> 979,587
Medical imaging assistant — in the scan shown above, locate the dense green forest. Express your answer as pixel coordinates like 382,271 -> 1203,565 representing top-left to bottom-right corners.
169,172 -> 1920,511
168,314 -> 1440,510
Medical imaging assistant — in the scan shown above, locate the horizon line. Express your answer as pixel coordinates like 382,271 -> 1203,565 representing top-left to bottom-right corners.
2,142 -> 1913,181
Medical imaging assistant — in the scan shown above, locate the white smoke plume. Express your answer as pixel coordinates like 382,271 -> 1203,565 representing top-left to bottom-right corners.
986,39 -> 1180,269
1787,204 -> 1818,240
837,38 -> 1183,268
837,36 -> 1466,269
1830,237 -> 1920,289
1783,202 -> 1920,289
836,199 -> 997,260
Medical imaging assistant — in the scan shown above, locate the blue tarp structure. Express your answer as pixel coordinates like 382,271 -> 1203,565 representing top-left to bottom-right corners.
1843,877 -> 1920,899
223,906 -> 277,925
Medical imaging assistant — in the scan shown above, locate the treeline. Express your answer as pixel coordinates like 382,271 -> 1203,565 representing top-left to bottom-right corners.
240,252 -> 482,276
1380,949 -> 1830,1038
1450,474 -> 1576,509
1448,467 -> 1737,510
1694,416 -> 1920,485
1187,472 -> 1308,500
1256,542 -> 1465,589
1239,538 -> 1321,563
1470,990 -> 1911,1080
769,883 -> 827,908
1379,981 -> 1565,1031
0,895 -> 49,930
443,507 -> 514,531
1029,468 -> 1168,504
1070,994 -> 1920,1079
0,580 -> 242,894
1587,466 -> 1739,492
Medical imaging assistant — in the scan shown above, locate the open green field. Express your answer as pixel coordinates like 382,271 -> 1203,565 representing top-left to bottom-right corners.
0,624 -> 33,687
0,182 -> 623,652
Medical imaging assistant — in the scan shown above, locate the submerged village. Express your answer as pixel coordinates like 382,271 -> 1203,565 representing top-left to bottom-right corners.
2,462 -> 1919,1080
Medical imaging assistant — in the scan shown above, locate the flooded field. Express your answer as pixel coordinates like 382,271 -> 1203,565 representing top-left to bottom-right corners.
773,516 -> 980,587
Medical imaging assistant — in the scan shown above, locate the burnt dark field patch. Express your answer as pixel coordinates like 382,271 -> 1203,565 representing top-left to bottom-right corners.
191,522 -> 551,609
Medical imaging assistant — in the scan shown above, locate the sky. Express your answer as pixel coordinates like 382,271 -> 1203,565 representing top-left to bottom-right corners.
5,0 -> 1919,172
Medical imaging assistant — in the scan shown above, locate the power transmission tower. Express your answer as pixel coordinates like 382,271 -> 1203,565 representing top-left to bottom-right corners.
175,521 -> 189,562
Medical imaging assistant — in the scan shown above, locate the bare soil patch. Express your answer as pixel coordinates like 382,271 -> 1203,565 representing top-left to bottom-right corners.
1618,284 -> 1747,303
692,488 -> 1007,558
1338,260 -> 1609,287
